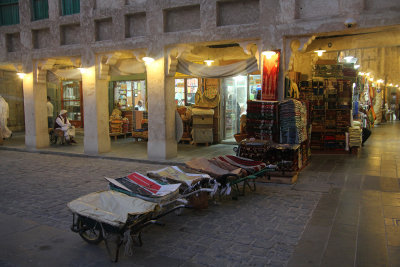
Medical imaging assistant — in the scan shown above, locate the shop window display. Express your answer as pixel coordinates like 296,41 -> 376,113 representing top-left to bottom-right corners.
112,80 -> 146,136
222,75 -> 248,140
113,80 -> 146,111
174,78 -> 199,106
61,80 -> 83,127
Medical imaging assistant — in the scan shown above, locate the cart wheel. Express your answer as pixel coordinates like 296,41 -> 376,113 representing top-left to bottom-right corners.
77,217 -> 104,244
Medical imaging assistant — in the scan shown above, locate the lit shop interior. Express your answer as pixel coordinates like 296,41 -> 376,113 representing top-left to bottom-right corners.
108,43 -> 262,144
286,26 -> 400,153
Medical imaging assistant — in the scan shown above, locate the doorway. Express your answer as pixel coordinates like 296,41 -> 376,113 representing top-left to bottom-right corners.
221,75 -> 247,141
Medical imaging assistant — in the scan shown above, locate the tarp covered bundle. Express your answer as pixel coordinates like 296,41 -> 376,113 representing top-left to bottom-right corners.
147,166 -> 211,186
67,190 -> 158,227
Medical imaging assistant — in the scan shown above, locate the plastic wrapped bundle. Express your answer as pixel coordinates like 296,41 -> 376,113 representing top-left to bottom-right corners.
349,126 -> 362,147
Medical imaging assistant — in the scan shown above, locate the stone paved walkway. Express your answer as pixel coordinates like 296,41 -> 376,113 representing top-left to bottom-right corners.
289,121 -> 400,267
1,121 -> 400,266
0,151 -> 320,266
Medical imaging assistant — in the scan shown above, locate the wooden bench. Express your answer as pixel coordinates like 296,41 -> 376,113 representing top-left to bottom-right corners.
109,132 -> 127,141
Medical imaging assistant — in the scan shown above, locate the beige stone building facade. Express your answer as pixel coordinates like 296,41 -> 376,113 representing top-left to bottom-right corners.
0,0 -> 399,159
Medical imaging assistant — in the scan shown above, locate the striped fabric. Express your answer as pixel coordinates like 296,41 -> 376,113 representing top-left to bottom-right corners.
212,155 -> 267,173
127,172 -> 161,194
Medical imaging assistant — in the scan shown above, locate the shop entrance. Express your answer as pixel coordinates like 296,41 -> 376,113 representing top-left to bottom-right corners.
221,74 -> 261,141
111,80 -> 147,136
221,75 -> 247,141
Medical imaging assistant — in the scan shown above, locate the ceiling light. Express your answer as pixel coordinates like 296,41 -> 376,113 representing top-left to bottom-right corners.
359,72 -> 365,76
344,56 -> 354,63
77,67 -> 87,74
314,49 -> 326,57
369,77 -> 374,82
17,72 -> 26,79
142,57 -> 155,64
262,51 -> 277,59
396,84 -> 399,88
366,72 -> 370,77
377,79 -> 384,84
204,59 -> 214,66
354,65 -> 360,69
389,83 -> 393,86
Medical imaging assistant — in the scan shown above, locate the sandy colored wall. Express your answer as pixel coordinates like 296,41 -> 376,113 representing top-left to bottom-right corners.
0,71 -> 24,131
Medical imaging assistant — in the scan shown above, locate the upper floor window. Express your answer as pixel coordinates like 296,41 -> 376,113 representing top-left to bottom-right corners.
0,0 -> 19,26
32,0 -> 48,21
61,0 -> 79,16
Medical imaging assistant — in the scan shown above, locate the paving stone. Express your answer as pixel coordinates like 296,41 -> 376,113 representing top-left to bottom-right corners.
0,150 -> 320,266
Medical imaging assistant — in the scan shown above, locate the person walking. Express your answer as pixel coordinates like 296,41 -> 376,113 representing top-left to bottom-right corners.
47,96 -> 54,128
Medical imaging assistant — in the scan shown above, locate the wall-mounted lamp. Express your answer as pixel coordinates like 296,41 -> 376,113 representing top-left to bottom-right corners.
17,72 -> 26,79
262,51 -> 277,59
77,67 -> 87,74
314,49 -> 326,57
142,57 -> 155,64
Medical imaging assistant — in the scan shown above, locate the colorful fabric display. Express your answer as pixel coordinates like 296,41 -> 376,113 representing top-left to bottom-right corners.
246,100 -> 278,141
279,99 -> 308,144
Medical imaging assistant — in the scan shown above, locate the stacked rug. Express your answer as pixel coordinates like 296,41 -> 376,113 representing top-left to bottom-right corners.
246,100 -> 278,141
279,99 -> 308,144
349,126 -> 362,147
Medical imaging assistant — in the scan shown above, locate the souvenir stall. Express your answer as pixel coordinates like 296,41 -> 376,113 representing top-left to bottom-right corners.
234,51 -> 311,184
293,60 -> 358,153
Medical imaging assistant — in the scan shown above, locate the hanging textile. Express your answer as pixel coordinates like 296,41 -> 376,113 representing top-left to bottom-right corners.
109,59 -> 146,76
176,57 -> 258,78
261,51 -> 280,101
52,69 -> 81,80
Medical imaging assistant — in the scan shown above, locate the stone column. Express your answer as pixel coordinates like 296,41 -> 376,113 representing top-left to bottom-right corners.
23,71 -> 49,149
146,55 -> 177,160
81,65 -> 111,155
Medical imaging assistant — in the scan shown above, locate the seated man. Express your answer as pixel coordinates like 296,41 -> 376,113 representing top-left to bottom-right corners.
54,110 -> 76,144
135,100 -> 145,111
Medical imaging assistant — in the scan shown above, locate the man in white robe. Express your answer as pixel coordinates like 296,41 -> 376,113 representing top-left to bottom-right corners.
0,95 -> 12,139
54,110 -> 76,144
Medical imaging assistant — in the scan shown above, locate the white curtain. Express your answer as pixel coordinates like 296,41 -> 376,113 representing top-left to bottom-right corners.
177,57 -> 258,78
109,59 -> 146,76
